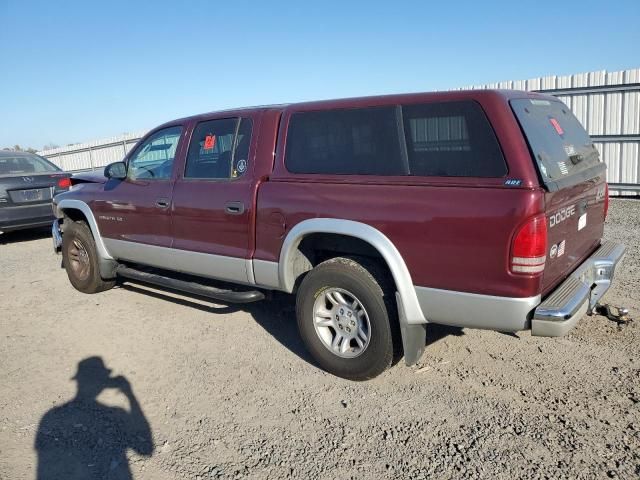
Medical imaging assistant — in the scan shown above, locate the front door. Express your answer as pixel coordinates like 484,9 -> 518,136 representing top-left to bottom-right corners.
94,125 -> 184,262
170,116 -> 255,283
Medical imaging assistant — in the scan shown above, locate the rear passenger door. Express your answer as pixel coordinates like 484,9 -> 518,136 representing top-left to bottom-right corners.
170,116 -> 256,283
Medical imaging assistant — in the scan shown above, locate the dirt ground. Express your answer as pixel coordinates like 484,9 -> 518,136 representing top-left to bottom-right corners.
1,199 -> 639,480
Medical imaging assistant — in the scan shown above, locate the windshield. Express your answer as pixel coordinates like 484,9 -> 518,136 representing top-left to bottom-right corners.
0,154 -> 61,177
510,98 -> 601,184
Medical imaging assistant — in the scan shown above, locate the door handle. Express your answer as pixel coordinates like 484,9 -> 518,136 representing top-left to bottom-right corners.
225,201 -> 245,215
156,198 -> 170,208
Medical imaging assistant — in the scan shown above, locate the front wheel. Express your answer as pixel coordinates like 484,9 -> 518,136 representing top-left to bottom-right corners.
62,219 -> 115,294
296,257 -> 397,380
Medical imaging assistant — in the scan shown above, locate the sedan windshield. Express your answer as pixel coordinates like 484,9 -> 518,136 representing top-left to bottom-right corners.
0,154 -> 61,177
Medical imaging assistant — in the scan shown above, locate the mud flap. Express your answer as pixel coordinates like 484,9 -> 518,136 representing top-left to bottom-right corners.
396,292 -> 427,366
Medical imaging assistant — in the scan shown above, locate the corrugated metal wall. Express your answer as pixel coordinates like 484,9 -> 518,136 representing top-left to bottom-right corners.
461,68 -> 640,194
38,131 -> 147,172
38,68 -> 640,194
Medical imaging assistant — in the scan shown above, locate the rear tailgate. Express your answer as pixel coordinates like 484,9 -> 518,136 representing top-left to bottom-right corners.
511,98 -> 607,295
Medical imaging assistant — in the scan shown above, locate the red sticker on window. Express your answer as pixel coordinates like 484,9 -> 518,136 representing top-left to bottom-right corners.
204,134 -> 216,149
549,118 -> 564,135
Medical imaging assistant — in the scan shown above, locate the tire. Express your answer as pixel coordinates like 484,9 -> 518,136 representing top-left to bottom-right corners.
295,256 -> 398,380
62,220 -> 115,294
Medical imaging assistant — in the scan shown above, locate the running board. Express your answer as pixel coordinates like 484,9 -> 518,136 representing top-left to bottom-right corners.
116,266 -> 265,304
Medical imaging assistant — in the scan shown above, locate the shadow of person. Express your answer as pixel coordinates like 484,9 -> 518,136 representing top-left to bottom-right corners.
34,357 -> 153,479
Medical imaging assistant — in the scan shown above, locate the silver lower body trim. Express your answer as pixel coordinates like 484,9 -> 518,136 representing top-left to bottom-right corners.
103,238 -> 251,285
253,259 -> 280,289
414,286 -> 541,332
532,241 -> 625,336
245,258 -> 256,284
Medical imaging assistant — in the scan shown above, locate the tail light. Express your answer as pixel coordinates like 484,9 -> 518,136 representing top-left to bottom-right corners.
510,214 -> 548,274
57,177 -> 71,189
604,183 -> 610,220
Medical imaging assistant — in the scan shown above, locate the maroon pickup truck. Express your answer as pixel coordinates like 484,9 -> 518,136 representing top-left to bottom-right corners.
52,90 -> 625,380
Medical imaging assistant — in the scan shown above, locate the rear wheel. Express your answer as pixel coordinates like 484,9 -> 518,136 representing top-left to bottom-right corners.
62,220 -> 115,293
296,257 -> 397,380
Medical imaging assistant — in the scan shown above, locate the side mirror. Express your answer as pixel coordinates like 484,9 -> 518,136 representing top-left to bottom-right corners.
104,161 -> 127,180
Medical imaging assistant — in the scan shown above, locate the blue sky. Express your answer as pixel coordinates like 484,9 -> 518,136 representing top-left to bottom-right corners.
1,0 -> 638,149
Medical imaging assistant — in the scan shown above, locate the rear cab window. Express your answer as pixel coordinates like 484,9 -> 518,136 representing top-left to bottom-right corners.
284,101 -> 507,178
510,98 -> 602,188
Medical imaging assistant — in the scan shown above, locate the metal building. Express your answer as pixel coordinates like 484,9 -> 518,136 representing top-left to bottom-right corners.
38,131 -> 147,172
38,68 -> 640,193
461,68 -> 640,194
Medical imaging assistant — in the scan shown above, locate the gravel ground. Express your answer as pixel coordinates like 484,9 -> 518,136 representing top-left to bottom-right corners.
1,199 -> 639,480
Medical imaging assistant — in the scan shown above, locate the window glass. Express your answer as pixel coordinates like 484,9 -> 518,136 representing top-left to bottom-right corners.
285,107 -> 405,175
510,98 -> 600,184
185,118 -> 253,179
402,101 -> 507,177
0,154 -> 60,177
128,126 -> 182,180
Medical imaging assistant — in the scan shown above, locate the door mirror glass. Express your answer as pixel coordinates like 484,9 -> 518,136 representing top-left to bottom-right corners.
104,161 -> 127,179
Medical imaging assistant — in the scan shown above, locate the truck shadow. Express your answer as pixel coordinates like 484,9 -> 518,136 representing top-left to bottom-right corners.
120,284 -> 314,364
119,284 -> 464,368
425,323 -> 465,347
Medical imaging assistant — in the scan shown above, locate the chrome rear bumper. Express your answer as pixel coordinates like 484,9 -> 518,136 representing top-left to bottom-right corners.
52,219 -> 62,253
532,241 -> 625,336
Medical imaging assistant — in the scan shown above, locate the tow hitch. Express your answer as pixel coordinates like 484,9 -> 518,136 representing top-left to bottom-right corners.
595,303 -> 632,326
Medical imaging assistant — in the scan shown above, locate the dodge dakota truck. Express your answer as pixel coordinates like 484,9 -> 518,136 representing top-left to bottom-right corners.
52,90 -> 625,380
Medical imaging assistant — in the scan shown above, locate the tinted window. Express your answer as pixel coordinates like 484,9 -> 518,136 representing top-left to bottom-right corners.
0,154 -> 60,177
128,126 -> 182,180
402,101 -> 507,177
285,107 -> 405,175
185,118 -> 253,179
285,102 -> 506,178
510,98 -> 600,183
